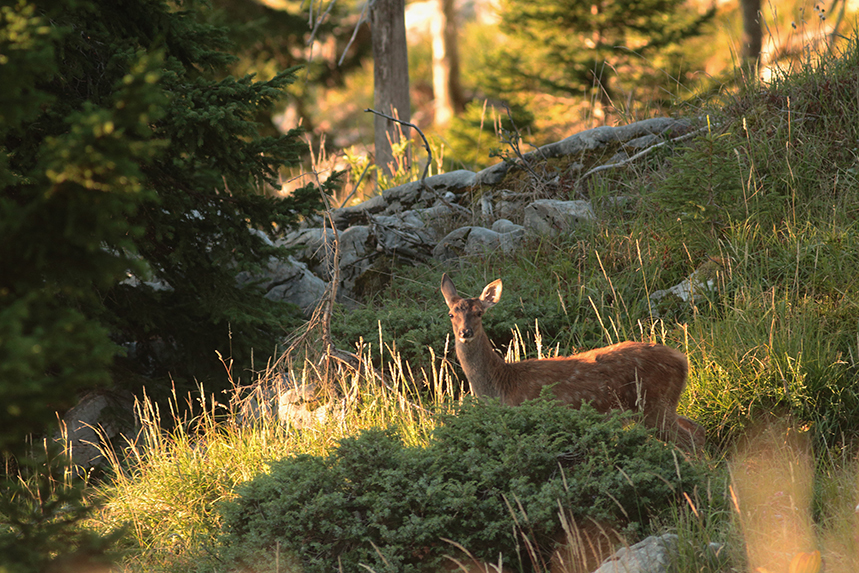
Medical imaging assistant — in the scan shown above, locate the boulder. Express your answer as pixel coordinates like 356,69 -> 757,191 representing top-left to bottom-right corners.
539,118 -> 689,159
233,378 -> 328,429
591,534 -> 678,573
246,117 -> 700,303
474,161 -> 510,186
491,218 -> 525,234
474,118 -> 690,187
432,225 -> 523,261
277,383 -> 330,428
56,391 -> 134,470
332,170 -> 475,229
523,199 -> 596,235
279,227 -> 337,277
336,225 -> 375,297
371,211 -> 439,262
252,255 -> 329,312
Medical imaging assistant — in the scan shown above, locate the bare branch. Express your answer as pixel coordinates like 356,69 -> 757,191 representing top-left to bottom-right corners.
338,0 -> 374,67
307,0 -> 338,49
338,160 -> 372,209
579,126 -> 707,181
364,108 -> 470,216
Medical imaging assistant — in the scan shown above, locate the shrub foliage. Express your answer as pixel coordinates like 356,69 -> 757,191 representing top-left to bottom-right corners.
218,399 -> 704,573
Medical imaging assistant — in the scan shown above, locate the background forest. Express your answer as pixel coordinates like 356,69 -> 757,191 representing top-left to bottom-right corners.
2,0 -> 859,572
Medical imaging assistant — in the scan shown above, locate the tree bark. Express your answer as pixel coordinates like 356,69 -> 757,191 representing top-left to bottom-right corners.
371,0 -> 410,178
740,0 -> 762,67
431,0 -> 464,127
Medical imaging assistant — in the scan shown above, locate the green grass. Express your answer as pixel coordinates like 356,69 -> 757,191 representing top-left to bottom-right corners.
70,27 -> 859,573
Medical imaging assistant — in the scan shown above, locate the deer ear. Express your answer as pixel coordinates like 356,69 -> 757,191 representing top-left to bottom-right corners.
479,279 -> 503,308
440,273 -> 460,308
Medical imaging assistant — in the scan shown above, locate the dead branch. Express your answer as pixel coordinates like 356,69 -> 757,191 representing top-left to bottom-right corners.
578,126 -> 707,182
364,108 -> 470,217
338,0 -> 375,67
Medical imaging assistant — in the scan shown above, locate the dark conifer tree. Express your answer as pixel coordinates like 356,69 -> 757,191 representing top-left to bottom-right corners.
484,0 -> 715,111
1,0 -> 325,567
1,0 -> 323,455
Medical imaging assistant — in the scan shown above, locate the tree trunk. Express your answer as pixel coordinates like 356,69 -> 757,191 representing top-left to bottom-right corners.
431,0 -> 464,127
740,0 -> 762,67
371,0 -> 410,178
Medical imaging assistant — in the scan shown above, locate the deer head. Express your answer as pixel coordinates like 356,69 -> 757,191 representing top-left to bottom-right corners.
440,273 -> 502,344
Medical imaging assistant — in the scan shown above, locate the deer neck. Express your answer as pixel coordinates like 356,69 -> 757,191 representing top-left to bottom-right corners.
455,330 -> 509,400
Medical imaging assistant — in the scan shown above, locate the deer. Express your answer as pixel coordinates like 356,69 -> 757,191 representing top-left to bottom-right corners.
440,273 -> 705,451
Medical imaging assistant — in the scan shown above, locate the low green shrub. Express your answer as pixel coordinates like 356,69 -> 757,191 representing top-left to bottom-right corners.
216,399 -> 706,573
0,453 -> 123,573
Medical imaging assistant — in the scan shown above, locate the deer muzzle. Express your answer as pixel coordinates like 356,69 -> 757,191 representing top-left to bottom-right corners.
457,328 -> 474,343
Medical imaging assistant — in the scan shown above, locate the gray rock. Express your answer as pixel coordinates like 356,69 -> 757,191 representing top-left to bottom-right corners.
56,391 -> 134,470
523,199 -> 596,235
249,117 -> 699,303
474,161 -> 510,186
491,218 -> 524,234
279,227 -> 337,276
424,169 -> 477,191
591,534 -> 678,573
337,225 -> 374,269
255,255 -> 329,312
650,259 -> 724,304
371,212 -> 437,262
331,170 -> 474,229
336,225 -> 375,294
233,377 -> 329,429
539,118 -> 689,159
277,383 -> 329,428
432,225 -> 523,261
331,193 -> 389,229
472,118 -> 689,189
625,134 -> 661,149
416,203 -> 458,222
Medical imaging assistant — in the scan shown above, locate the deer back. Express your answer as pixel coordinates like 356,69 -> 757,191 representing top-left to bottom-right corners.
502,342 -> 687,414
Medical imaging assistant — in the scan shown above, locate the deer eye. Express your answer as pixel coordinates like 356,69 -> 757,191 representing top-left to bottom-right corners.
448,313 -> 453,318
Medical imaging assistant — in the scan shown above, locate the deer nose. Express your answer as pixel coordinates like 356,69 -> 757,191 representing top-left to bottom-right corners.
459,328 -> 473,340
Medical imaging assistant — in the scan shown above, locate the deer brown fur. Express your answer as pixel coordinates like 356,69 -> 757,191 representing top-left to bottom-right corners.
441,273 -> 705,450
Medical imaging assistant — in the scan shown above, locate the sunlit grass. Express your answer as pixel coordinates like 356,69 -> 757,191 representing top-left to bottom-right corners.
87,340 -> 463,570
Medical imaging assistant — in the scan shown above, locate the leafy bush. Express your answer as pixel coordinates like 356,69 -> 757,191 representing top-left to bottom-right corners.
217,399 -> 705,573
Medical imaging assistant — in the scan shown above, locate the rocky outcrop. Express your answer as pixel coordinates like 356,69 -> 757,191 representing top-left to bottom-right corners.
248,117 -> 695,310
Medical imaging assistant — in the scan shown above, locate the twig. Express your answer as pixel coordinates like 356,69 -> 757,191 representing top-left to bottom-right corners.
317,193 -> 341,399
365,108 -> 430,183
307,0 -> 338,50
364,108 -> 470,216
338,0 -> 374,67
282,170 -> 344,399
499,103 -> 543,181
578,126 -> 707,181
338,159 -> 372,209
